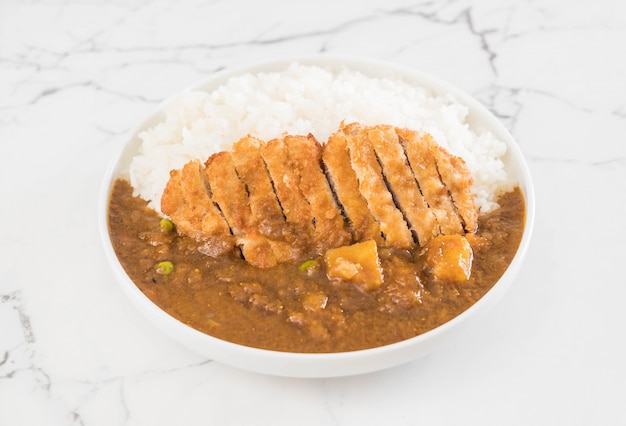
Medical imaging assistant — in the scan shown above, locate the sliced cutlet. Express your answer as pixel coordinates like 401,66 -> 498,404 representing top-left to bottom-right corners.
231,135 -> 301,262
396,129 -> 464,236
342,123 -> 414,250
161,166 -> 189,232
204,151 -> 278,268
160,160 -> 235,257
367,125 -> 439,246
283,134 -> 351,254
428,141 -> 478,233
260,137 -> 316,255
323,129 -> 383,245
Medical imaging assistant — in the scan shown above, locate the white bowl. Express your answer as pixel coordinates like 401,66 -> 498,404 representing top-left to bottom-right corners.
99,55 -> 535,378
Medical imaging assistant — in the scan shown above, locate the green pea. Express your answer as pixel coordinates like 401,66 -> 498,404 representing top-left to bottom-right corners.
156,261 -> 174,275
159,218 -> 174,232
298,259 -> 319,272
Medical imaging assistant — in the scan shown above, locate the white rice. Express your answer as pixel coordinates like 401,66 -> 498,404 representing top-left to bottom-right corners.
130,62 -> 514,214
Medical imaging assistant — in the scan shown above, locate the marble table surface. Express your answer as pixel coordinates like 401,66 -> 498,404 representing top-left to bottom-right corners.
2,0 -> 625,424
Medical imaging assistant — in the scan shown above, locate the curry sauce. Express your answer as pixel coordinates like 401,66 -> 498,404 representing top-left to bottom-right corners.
108,179 -> 525,353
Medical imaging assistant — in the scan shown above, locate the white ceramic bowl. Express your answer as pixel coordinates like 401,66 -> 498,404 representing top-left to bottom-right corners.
99,55 -> 535,378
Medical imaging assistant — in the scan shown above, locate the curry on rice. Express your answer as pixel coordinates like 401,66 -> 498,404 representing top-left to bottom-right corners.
108,123 -> 525,353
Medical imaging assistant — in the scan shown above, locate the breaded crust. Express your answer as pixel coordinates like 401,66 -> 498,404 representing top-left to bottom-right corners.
366,124 -> 439,246
260,137 -> 315,250
231,136 -> 301,262
160,123 -> 478,268
284,134 -> 351,254
323,131 -> 383,244
342,123 -> 414,250
428,142 -> 478,233
396,129 -> 465,235
160,160 -> 234,257
232,136 -> 286,238
205,151 -> 277,268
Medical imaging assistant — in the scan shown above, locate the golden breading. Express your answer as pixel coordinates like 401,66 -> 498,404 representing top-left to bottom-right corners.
260,137 -> 315,247
160,123 -> 478,268
231,136 -> 301,262
366,124 -> 439,246
428,142 -> 478,233
323,130 -> 383,245
396,129 -> 465,235
342,123 -> 415,250
205,151 -> 277,268
160,160 -> 234,257
283,134 -> 351,254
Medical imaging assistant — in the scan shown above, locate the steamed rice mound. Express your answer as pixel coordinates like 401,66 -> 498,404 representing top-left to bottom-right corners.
130,62 -> 514,213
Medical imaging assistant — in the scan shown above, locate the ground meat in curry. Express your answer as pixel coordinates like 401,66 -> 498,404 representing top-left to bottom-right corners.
108,179 -> 525,353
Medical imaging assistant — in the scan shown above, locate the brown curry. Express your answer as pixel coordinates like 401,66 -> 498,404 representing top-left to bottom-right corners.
108,179 -> 525,353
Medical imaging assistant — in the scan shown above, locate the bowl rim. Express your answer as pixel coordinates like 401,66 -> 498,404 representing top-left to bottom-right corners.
98,54 -> 535,378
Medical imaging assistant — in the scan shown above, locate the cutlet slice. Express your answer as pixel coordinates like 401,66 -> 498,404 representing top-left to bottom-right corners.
396,129 -> 464,236
231,135 -> 301,262
160,160 -> 235,257
260,137 -> 316,255
323,130 -> 383,245
367,125 -> 439,246
283,134 -> 351,254
342,123 -> 414,250
204,151 -> 277,268
429,142 -> 478,233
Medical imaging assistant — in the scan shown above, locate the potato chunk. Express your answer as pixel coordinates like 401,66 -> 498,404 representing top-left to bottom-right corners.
324,240 -> 383,291
422,235 -> 473,282
302,292 -> 329,312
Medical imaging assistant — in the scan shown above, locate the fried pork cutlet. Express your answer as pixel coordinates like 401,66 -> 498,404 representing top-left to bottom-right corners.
428,142 -> 478,233
231,136 -> 286,239
160,122 -> 478,268
231,136 -> 301,262
396,129 -> 464,236
260,139 -> 313,241
323,130 -> 383,245
204,151 -> 277,268
160,160 -> 234,257
366,124 -> 439,246
283,134 -> 351,254
342,123 -> 415,250
260,137 -> 315,248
